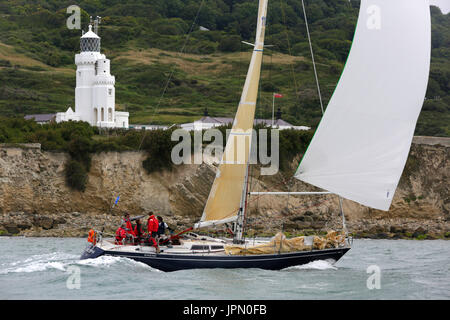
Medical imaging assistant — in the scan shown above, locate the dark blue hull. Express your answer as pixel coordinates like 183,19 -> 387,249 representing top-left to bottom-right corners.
80,243 -> 105,260
80,244 -> 350,272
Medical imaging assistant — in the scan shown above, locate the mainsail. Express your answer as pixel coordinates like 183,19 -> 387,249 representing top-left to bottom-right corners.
195,0 -> 268,228
294,0 -> 431,211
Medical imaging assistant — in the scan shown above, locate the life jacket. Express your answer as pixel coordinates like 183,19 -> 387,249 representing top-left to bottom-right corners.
87,229 -> 97,245
147,215 -> 159,233
122,218 -> 136,237
115,227 -> 126,245
157,222 -> 166,235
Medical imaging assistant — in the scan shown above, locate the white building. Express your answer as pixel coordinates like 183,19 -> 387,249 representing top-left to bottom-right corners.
55,25 -> 129,128
180,116 -> 310,131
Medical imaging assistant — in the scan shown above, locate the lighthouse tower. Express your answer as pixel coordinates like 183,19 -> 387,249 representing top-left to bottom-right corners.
56,23 -> 129,128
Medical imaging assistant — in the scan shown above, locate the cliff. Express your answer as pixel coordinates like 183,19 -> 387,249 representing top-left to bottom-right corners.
0,137 -> 448,239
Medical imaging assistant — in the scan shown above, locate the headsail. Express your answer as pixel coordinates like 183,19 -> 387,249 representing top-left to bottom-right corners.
294,0 -> 431,211
195,0 -> 269,228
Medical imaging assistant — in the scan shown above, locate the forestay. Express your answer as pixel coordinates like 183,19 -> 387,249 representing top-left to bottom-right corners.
194,0 -> 268,228
294,0 -> 431,211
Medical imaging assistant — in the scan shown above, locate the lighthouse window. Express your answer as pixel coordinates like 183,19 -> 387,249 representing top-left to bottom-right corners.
108,89 -> 112,96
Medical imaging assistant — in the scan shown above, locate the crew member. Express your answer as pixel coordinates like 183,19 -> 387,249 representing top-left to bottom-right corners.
147,213 -> 159,238
133,218 -> 144,245
146,213 -> 160,251
122,212 -> 136,238
157,216 -> 173,237
115,222 -> 127,245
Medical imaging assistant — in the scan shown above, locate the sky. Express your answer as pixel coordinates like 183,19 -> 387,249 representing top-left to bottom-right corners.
429,0 -> 450,14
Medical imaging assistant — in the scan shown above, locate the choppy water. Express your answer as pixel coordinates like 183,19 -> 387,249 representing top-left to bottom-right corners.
0,237 -> 449,300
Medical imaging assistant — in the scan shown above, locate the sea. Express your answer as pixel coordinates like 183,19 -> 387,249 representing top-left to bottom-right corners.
0,237 -> 449,300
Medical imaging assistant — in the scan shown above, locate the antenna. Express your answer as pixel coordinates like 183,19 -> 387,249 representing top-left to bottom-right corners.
94,16 -> 102,35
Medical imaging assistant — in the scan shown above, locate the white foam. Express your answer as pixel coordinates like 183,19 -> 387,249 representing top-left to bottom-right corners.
1,250 -> 161,275
123,258 -> 163,272
285,259 -> 337,271
76,255 -> 123,267
76,255 -> 162,272
0,252 -> 77,275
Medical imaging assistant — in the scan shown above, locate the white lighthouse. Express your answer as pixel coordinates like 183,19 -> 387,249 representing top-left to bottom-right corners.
56,24 -> 129,128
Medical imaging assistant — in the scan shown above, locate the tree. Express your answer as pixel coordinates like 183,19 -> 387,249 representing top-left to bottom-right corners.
218,35 -> 241,52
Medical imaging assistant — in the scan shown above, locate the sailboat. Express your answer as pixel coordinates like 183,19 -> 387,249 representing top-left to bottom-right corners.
80,0 -> 431,272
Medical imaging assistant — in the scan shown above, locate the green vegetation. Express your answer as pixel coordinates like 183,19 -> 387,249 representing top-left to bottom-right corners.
0,1 -> 448,136
65,159 -> 88,192
141,128 -> 177,174
0,117 -> 313,191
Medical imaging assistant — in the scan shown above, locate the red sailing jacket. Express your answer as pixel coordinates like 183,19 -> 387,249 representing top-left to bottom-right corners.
115,227 -> 127,245
147,215 -> 159,233
123,218 -> 136,237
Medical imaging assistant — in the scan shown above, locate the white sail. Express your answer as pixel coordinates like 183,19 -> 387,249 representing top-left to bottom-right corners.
294,0 -> 431,211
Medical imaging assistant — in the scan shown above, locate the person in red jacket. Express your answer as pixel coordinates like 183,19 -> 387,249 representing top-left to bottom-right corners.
146,213 -> 159,251
147,213 -> 159,236
122,213 -> 136,238
115,223 -> 127,245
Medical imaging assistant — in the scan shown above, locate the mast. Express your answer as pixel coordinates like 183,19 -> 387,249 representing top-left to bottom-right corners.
233,163 -> 250,243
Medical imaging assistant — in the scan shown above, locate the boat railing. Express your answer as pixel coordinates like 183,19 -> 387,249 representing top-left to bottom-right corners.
346,234 -> 354,247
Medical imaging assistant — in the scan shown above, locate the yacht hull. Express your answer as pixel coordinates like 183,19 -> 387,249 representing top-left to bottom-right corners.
81,244 -> 350,272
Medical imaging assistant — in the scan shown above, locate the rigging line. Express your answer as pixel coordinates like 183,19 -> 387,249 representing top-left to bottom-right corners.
138,0 -> 206,150
301,0 -> 324,115
279,0 -> 300,103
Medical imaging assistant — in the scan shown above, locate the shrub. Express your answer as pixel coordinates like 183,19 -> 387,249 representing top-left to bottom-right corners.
218,35 -> 241,52
141,129 -> 176,174
65,160 -> 88,192
67,135 -> 93,171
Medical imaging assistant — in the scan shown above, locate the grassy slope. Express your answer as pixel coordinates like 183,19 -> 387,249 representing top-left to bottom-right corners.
0,40 -> 339,126
0,1 -> 448,135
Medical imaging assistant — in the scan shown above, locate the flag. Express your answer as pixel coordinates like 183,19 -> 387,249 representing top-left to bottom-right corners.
273,93 -> 283,98
114,196 -> 120,205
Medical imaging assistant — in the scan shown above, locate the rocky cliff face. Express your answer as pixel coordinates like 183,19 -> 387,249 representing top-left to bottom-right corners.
0,137 -> 448,239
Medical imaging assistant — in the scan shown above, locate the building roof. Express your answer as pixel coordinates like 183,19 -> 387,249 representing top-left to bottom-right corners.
24,114 -> 56,122
81,25 -> 100,39
197,116 -> 297,127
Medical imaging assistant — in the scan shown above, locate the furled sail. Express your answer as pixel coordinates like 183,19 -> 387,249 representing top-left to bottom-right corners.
294,0 -> 431,211
195,0 -> 268,228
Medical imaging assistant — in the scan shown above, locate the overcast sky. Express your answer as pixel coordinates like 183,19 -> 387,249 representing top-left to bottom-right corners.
429,0 -> 450,14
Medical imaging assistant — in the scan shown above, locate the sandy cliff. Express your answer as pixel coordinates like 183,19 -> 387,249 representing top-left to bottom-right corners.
0,137 -> 448,239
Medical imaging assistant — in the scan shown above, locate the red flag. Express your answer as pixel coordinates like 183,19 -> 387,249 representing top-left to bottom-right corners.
273,93 -> 283,98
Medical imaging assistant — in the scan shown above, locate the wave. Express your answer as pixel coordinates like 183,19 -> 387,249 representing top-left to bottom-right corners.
284,259 -> 338,271
76,255 -> 161,272
0,252 -> 78,275
0,251 -> 161,275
